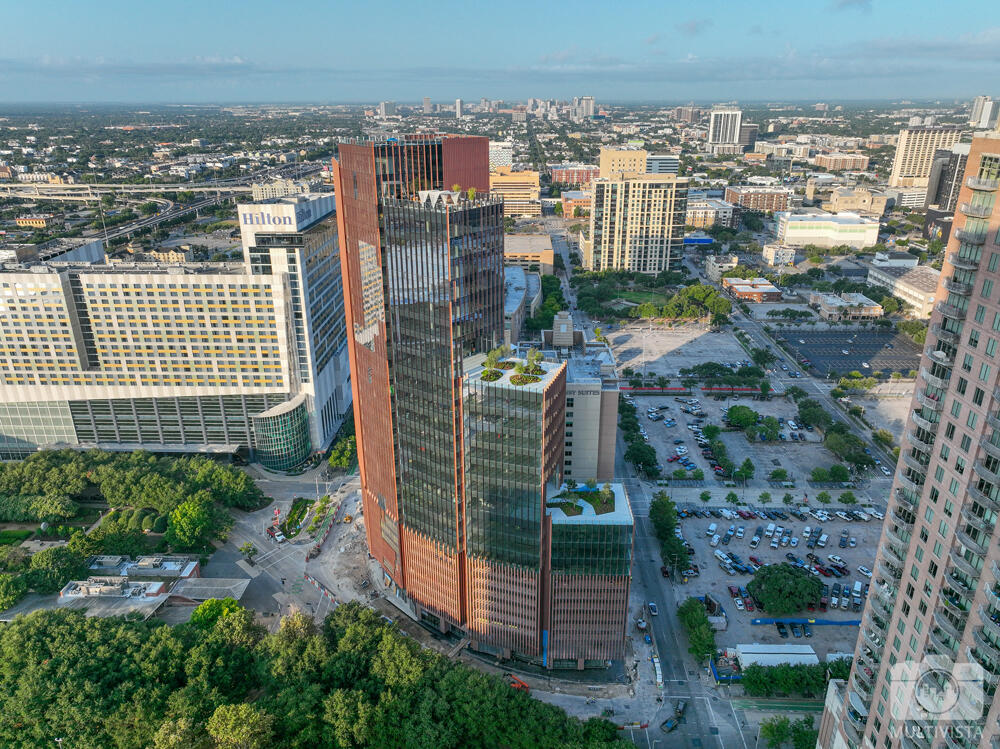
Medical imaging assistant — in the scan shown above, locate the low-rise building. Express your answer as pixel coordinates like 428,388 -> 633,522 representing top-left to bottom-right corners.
15,214 -> 57,229
821,187 -> 889,216
705,254 -> 739,282
549,163 -> 600,186
814,153 -> 869,171
503,266 -> 542,345
504,233 -> 554,273
870,250 -> 919,268
724,185 -> 795,213
762,243 -> 796,266
560,190 -> 591,217
685,198 -> 737,229
865,263 -> 940,317
776,210 -> 880,249
489,167 -> 542,216
809,291 -> 883,320
722,276 -> 783,302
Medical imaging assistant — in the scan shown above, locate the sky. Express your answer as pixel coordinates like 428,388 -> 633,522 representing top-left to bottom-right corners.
0,0 -> 997,104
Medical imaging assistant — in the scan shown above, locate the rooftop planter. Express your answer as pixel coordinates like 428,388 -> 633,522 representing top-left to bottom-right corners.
510,374 -> 541,385
481,370 -> 502,382
553,484 -> 617,515
546,501 -> 583,516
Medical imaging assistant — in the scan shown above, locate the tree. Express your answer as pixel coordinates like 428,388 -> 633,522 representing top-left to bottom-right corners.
782,493 -> 794,505
839,491 -> 857,505
747,563 -> 822,614
702,424 -> 721,440
760,716 -> 792,748
725,491 -> 739,505
239,542 -> 258,563
206,703 -> 275,749
785,386 -> 807,402
769,469 -> 788,480
677,597 -> 716,660
872,428 -> 894,447
790,716 -> 819,749
726,405 -> 758,429
810,467 -> 830,482
553,202 -> 563,215
759,492 -> 771,503
625,441 -> 660,476
699,491 -> 712,503
816,491 -> 832,504
28,546 -> 89,593
828,464 -> 850,483
736,458 -> 755,483
797,398 -> 832,430
139,201 -> 159,216
760,381 -> 771,398
165,490 -> 218,549
190,597 -> 243,629
750,348 -> 776,368
0,573 -> 26,610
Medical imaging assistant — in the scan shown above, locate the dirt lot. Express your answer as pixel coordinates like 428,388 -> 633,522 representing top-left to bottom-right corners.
609,324 -> 748,377
674,512 -> 880,658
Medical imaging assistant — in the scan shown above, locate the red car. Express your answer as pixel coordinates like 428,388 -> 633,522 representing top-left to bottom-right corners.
728,585 -> 739,598
713,466 -> 725,473
807,601 -> 816,611
667,455 -> 680,462
744,597 -> 755,612
749,556 -> 763,566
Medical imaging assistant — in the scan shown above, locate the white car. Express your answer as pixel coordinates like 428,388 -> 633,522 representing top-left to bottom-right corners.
736,526 -> 745,539
880,465 -> 892,477
835,511 -> 852,521
675,446 -> 688,455
734,598 -> 745,611
861,362 -> 870,369
858,566 -> 873,578
867,509 -> 885,520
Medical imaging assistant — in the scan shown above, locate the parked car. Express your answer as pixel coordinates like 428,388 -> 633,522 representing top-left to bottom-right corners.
648,602 -> 659,616
776,622 -> 789,638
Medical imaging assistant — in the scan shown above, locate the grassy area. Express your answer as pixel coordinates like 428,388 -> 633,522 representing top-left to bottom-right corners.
282,497 -> 313,538
0,529 -> 34,546
617,290 -> 671,306
546,501 -> 583,517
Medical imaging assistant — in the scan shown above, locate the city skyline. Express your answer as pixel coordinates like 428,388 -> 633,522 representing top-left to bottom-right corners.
1,0 -> 998,102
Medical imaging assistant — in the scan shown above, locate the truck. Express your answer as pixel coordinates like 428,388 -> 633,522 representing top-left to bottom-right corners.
660,700 -> 687,733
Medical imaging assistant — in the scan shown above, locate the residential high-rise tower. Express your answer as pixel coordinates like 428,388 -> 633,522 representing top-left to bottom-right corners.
889,125 -> 964,189
818,132 -> 1000,749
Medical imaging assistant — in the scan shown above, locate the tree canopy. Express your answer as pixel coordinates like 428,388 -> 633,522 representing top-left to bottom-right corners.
0,603 -> 628,749
746,563 -> 822,615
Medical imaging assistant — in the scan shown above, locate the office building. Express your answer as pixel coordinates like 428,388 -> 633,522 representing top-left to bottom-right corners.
488,141 -> 514,171
251,178 -> 320,202
549,164 -> 600,186
0,194 -> 351,469
503,266 -> 541,345
705,254 -> 739,282
422,97 -> 432,114
686,198 -> 737,229
646,154 -> 680,175
489,167 -> 542,217
331,135 -> 632,668
871,251 -> 920,269
599,147 -> 647,179
818,132 -> 1000,749
762,243 -> 796,266
865,264 -> 941,318
579,96 -> 595,118
815,153 -> 870,171
725,185 -> 795,213
376,101 -> 396,117
504,234 -> 555,273
737,123 -> 758,153
926,143 -> 972,212
455,98 -> 463,118
584,174 -> 688,274
708,107 -> 742,146
776,210 -> 880,249
888,125 -> 964,189
971,98 -> 1000,129
721,277 -> 782,302
822,187 -> 889,216
970,95 -> 992,125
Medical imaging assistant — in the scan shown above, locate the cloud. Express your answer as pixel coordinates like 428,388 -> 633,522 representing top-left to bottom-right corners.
830,0 -> 872,9
748,24 -> 764,35
676,19 -> 713,35
644,33 -> 662,45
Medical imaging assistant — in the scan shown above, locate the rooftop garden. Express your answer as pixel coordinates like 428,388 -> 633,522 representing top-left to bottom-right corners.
481,346 -> 545,386
549,480 -> 617,515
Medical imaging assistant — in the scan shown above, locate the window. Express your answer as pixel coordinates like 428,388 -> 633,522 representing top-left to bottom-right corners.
935,465 -> 945,482
967,412 -> 978,430
963,353 -> 974,372
970,330 -> 981,349
924,507 -> 935,523
918,599 -> 927,615
940,444 -> 950,460
957,377 -> 968,395
976,305 -> 987,323
974,387 -> 986,406
949,477 -> 959,494
928,561 -> 938,577
914,618 -> 923,634
988,338 -> 997,358
915,547 -> 924,562
893,636 -> 902,652
990,252 -> 1000,273
939,520 -> 949,537
981,363 -> 993,382
984,279 -> 995,299
945,422 -> 956,439
906,583 -> 915,597
961,434 -> 972,452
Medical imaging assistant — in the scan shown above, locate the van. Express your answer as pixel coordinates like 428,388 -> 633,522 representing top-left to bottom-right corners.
765,523 -> 776,537
817,534 -> 829,548
787,420 -> 798,430
714,550 -> 730,563
710,534 -> 721,547
852,581 -> 863,598
707,523 -> 718,537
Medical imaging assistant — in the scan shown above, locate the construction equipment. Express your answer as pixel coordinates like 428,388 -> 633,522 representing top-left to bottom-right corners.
503,673 -> 531,694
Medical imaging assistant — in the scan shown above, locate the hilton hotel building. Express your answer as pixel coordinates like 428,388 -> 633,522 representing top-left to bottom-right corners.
0,194 -> 350,469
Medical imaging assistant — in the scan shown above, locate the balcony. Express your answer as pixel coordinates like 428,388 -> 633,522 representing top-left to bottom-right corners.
956,528 -> 989,557
901,732 -> 932,749
907,431 -> 935,453
937,301 -> 967,320
960,505 -> 994,535
967,176 -> 1000,192
949,549 -> 980,579
960,201 -> 993,218
920,367 -> 951,390
895,486 -> 920,509
901,452 -> 929,475
861,627 -> 884,653
973,627 -> 1000,662
925,347 -> 957,367
843,717 -> 864,746
929,627 -> 957,657
969,646 -> 1000,687
989,410 -> 1000,431
994,560 -> 1000,582
981,438 -> 1000,462
870,592 -> 893,620
944,278 -> 974,296
915,390 -> 944,411
885,523 -> 910,549
852,670 -> 874,699
947,253 -> 980,271
882,541 -> 906,568
879,557 -> 903,580
946,567 -> 974,597
986,585 -> 1000,610
940,588 -> 971,619
981,605 -> 1000,641
934,609 -> 966,640
897,472 -> 925,494
955,228 -> 988,245
970,483 -> 1000,513
911,410 -> 939,432
891,505 -> 916,529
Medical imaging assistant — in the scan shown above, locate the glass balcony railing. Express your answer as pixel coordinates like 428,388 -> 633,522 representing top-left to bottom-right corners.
967,176 -> 1000,191
960,202 -> 993,218
947,253 -> 980,271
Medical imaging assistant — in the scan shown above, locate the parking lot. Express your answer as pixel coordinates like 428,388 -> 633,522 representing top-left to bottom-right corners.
674,509 -> 881,658
610,324 -> 748,377
779,328 -> 921,377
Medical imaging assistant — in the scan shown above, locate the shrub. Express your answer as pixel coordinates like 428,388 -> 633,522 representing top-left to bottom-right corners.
152,515 -> 168,533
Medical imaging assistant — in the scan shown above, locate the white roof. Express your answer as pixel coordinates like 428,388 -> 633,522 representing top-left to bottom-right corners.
736,643 -> 819,668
